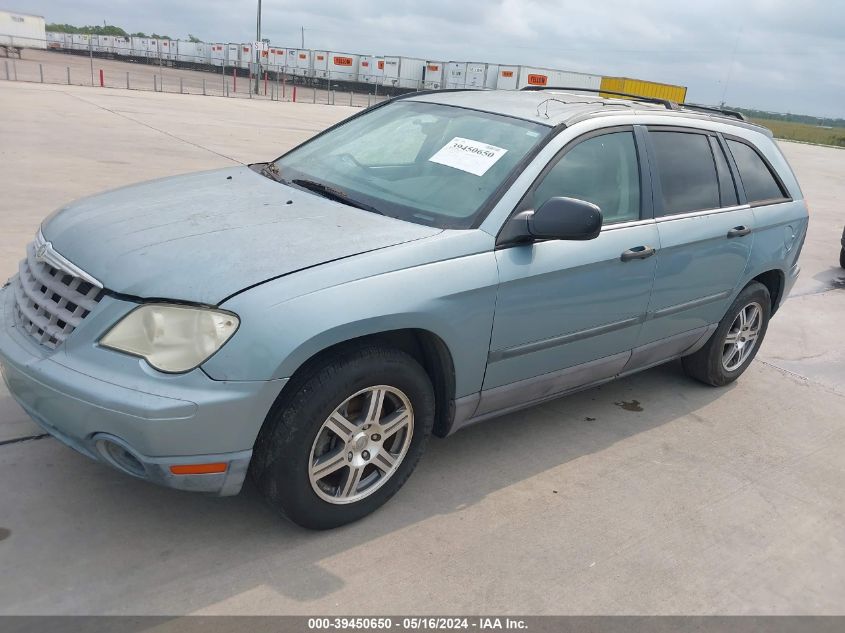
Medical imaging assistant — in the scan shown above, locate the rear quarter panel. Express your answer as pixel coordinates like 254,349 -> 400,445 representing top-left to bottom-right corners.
737,133 -> 808,306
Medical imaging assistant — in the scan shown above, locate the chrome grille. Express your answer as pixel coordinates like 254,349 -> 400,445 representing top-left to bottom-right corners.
12,240 -> 104,349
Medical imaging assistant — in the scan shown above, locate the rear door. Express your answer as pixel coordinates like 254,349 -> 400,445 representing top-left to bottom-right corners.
723,136 -> 801,298
636,127 -> 753,359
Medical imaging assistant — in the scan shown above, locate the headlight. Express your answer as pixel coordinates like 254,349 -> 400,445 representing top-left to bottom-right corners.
100,304 -> 239,373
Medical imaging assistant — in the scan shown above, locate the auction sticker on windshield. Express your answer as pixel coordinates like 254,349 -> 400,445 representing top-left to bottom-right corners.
428,137 -> 508,176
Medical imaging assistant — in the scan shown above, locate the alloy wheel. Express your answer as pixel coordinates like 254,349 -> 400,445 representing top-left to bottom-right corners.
308,385 -> 414,504
722,301 -> 763,372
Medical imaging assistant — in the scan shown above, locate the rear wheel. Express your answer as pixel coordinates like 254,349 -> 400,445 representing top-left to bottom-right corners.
682,282 -> 771,387
839,247 -> 845,269
251,345 -> 435,530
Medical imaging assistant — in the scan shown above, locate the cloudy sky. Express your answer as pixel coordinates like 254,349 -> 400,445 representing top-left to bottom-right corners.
24,0 -> 845,118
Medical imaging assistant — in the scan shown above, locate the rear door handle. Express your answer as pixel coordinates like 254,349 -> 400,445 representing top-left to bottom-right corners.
620,246 -> 656,262
727,225 -> 752,238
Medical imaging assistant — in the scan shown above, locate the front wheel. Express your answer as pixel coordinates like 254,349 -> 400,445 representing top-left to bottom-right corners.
682,282 -> 771,387
251,345 -> 435,530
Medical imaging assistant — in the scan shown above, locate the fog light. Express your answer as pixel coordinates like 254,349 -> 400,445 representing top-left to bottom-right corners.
96,438 -> 145,477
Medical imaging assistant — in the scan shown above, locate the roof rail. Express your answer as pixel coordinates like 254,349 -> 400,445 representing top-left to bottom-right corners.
521,87 -> 748,123
678,102 -> 746,121
520,85 -> 678,111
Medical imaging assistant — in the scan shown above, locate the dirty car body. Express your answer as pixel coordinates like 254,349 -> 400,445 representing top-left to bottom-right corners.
0,89 -> 808,528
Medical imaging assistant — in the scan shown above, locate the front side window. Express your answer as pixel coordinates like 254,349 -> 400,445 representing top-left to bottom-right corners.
650,131 -> 720,215
273,101 -> 550,229
530,131 -> 641,225
726,139 -> 787,204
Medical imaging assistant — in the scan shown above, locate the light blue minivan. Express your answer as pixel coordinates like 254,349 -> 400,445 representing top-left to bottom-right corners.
0,89 -> 807,528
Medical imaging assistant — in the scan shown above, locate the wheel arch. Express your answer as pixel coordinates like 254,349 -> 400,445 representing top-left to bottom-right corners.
750,269 -> 785,315
271,328 -> 458,439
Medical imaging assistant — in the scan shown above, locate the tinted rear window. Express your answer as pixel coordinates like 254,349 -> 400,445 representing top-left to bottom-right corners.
710,137 -> 739,207
651,131 -> 720,215
726,139 -> 787,203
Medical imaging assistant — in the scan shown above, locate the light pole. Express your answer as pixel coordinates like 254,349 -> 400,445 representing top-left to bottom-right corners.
254,0 -> 262,94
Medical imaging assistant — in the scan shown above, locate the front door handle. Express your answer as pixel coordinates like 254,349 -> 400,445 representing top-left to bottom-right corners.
727,225 -> 752,238
620,246 -> 656,262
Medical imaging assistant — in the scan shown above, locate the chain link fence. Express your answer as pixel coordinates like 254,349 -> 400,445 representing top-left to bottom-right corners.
1,44 -> 392,108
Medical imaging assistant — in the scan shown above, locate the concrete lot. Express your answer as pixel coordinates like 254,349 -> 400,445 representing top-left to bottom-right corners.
0,81 -> 843,615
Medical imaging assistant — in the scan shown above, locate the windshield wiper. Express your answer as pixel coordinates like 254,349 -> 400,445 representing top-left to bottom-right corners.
290,178 -> 384,215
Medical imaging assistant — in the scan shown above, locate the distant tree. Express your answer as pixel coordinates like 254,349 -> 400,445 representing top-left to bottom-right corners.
149,33 -> 172,40
730,106 -> 845,129
131,31 -> 148,38
46,23 -> 78,33
187,34 -> 203,43
97,25 -> 128,36
46,23 -> 128,37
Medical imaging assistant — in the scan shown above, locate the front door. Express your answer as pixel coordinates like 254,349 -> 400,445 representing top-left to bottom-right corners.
479,127 -> 658,416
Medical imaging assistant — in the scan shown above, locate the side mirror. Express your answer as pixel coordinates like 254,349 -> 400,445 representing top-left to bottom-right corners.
528,197 -> 602,241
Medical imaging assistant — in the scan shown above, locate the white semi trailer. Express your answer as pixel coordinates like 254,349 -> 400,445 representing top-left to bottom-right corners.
292,49 -> 312,76
0,10 -> 46,51
313,52 -> 361,83
423,61 -> 445,89
46,32 -> 66,49
445,62 -> 499,89
92,35 -> 114,54
114,36 -> 132,57
381,56 -> 425,90
71,34 -> 91,52
360,56 -> 384,85
495,65 -> 602,91
177,41 -> 209,66
266,46 -> 287,72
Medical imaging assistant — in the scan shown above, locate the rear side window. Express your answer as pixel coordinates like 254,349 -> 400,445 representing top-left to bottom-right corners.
650,131 -> 720,215
531,131 -> 641,225
710,137 -> 739,207
726,139 -> 787,204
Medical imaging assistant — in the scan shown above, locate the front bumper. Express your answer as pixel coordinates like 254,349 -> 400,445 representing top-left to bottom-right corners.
0,282 -> 286,495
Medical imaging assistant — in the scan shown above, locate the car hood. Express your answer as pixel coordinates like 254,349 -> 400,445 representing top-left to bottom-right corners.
42,166 -> 441,305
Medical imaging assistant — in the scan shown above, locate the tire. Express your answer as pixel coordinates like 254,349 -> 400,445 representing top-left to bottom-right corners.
839,247 -> 845,269
682,281 -> 771,387
251,345 -> 435,530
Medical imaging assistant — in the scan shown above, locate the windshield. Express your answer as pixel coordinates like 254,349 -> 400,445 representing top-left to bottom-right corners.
272,101 -> 550,229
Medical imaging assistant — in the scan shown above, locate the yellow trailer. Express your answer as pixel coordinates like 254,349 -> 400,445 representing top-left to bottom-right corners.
600,77 -> 687,103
